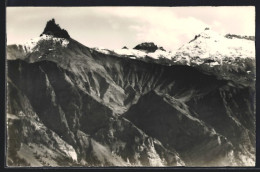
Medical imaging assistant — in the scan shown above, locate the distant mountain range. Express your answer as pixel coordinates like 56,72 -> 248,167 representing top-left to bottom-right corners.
6,19 -> 255,167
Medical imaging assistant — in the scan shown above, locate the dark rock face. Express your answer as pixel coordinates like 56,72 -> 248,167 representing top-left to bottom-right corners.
40,19 -> 70,39
133,42 -> 164,53
6,22 -> 255,167
123,89 -> 255,166
225,34 -> 255,41
7,58 -> 186,166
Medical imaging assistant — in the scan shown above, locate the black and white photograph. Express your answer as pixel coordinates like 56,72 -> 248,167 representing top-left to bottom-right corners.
6,6 -> 256,167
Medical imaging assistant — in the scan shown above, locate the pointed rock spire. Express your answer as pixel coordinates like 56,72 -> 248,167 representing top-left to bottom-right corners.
40,18 -> 70,39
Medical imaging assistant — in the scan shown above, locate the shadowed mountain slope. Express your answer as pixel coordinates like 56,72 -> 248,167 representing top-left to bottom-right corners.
6,19 -> 255,167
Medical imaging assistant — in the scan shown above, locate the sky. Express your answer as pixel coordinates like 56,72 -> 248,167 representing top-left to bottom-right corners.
7,7 -> 255,51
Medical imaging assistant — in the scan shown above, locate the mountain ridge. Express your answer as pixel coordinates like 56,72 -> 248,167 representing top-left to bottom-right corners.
6,19 -> 256,167
7,24 -> 255,89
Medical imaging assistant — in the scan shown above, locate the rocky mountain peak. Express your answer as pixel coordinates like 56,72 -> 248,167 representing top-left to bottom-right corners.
133,42 -> 165,53
40,19 -> 70,39
189,28 -> 225,44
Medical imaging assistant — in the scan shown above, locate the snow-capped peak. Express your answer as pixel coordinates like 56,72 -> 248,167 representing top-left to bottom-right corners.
94,28 -> 255,67
18,34 -> 69,53
10,19 -> 71,54
199,28 -> 222,40
173,28 -> 255,66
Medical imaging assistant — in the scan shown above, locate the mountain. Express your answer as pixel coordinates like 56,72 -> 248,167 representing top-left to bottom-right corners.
133,42 -> 165,53
6,19 -> 255,167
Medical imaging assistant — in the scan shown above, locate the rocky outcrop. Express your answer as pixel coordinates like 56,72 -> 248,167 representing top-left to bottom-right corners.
133,42 -> 165,53
225,34 -> 255,41
40,19 -> 70,39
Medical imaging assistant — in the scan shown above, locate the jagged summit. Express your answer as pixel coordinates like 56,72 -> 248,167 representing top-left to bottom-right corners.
133,42 -> 165,53
40,19 -> 70,39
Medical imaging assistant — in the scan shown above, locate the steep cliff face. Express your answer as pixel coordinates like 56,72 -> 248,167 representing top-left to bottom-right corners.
7,58 -> 186,166
6,20 -> 255,167
40,19 -> 70,39
123,89 -> 255,166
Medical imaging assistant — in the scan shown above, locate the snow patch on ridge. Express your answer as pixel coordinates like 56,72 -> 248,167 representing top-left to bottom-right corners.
19,34 -> 69,53
95,47 -> 175,60
93,47 -> 111,55
11,28 -> 255,70
114,48 -> 147,58
92,29 -> 255,67
175,29 -> 255,65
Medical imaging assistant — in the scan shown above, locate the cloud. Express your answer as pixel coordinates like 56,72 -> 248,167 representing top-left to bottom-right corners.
95,7 -> 210,50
